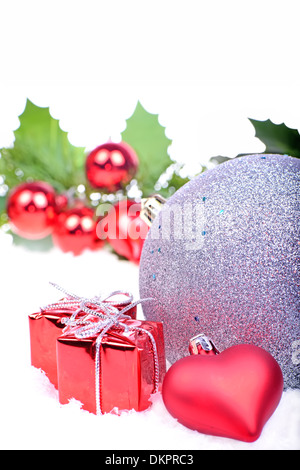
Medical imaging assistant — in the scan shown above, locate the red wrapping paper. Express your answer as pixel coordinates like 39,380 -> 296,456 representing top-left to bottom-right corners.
29,299 -> 137,388
57,318 -> 166,414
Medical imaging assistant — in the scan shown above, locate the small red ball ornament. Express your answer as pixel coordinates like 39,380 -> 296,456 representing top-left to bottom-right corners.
7,181 -> 57,239
162,336 -> 283,442
85,141 -> 138,191
97,199 -> 149,264
52,204 -> 103,256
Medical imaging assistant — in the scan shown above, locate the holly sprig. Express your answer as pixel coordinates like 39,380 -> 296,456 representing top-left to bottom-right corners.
249,118 -> 300,157
1,99 -> 86,193
0,99 -> 189,229
210,118 -> 300,165
1,100 -> 299,235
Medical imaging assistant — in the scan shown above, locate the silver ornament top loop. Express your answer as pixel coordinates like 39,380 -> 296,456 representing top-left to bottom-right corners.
140,194 -> 166,227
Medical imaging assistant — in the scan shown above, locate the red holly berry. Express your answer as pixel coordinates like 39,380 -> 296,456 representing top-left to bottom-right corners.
52,203 -> 103,256
85,141 -> 138,191
7,181 -> 57,239
97,199 -> 149,264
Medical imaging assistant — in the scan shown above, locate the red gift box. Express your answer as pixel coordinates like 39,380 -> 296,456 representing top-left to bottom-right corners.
29,285 -> 137,388
57,317 -> 166,414
29,307 -> 76,388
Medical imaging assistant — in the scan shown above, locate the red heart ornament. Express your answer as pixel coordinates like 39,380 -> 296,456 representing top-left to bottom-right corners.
162,344 -> 283,442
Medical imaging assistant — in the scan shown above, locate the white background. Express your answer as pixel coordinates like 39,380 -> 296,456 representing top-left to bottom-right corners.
1,0 -> 300,164
0,0 -> 299,450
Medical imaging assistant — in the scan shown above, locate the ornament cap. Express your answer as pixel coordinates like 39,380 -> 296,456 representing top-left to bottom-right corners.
140,194 -> 166,227
189,333 -> 219,356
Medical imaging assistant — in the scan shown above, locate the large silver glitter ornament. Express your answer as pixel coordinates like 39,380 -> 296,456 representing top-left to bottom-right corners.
139,154 -> 300,389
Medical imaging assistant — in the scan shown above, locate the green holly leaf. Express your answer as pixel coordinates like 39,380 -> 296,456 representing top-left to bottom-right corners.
249,118 -> 300,158
121,101 -> 172,197
0,195 -> 7,227
0,99 -> 86,193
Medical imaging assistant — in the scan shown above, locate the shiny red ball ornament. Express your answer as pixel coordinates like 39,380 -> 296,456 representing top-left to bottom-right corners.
162,338 -> 283,442
98,199 -> 149,264
52,204 -> 103,256
85,141 -> 138,191
7,181 -> 57,239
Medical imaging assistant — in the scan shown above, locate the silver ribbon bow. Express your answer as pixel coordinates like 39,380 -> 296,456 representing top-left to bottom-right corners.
42,283 -> 159,416
41,282 -> 134,319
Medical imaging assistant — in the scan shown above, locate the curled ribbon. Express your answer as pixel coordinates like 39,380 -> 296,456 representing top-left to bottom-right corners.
42,283 -> 159,416
41,282 -> 134,319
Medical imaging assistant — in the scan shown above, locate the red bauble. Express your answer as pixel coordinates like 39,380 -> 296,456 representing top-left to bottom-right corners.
162,344 -> 283,442
85,141 -> 138,191
52,204 -> 103,256
97,199 -> 149,264
7,181 -> 57,239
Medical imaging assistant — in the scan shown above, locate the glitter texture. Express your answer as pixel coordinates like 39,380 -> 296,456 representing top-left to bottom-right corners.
139,154 -> 300,389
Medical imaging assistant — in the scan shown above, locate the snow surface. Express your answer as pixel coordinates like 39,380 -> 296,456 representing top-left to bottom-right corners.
0,236 -> 299,450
